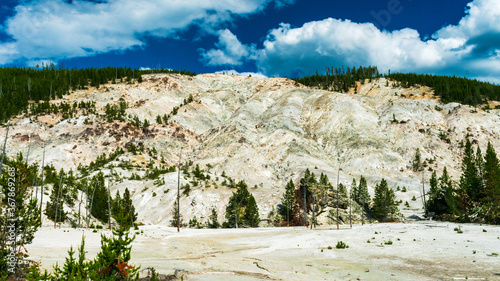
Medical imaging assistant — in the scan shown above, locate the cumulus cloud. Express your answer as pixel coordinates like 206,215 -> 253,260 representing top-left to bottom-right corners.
202,0 -> 499,83
256,20 -> 449,76
201,29 -> 256,66
0,0 -> 291,64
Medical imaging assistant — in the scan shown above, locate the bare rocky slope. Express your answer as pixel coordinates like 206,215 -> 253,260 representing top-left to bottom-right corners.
2,73 -> 500,226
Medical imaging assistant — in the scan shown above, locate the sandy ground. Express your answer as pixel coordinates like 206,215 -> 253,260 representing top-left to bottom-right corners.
26,222 -> 500,281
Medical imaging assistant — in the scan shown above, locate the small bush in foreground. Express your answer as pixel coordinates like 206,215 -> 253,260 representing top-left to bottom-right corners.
336,241 -> 348,249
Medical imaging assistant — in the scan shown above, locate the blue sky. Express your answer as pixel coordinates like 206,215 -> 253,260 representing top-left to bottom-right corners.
0,0 -> 498,83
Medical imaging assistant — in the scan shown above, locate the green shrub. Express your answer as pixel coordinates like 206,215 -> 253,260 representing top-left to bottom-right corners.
336,241 -> 348,249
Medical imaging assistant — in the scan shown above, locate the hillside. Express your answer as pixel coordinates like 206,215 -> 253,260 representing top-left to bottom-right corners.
2,73 -> 500,226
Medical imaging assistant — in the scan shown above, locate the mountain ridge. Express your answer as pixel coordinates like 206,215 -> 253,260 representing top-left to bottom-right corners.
2,73 -> 500,225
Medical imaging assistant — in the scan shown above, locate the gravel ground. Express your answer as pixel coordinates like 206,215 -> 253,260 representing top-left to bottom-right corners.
26,221 -> 500,280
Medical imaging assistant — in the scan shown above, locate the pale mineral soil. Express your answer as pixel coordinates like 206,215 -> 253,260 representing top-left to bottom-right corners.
26,221 -> 500,280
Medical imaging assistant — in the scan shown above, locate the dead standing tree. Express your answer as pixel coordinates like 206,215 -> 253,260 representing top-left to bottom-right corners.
323,136 -> 353,229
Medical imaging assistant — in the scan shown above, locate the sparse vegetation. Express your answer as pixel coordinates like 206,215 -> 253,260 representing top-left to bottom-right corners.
336,241 -> 348,249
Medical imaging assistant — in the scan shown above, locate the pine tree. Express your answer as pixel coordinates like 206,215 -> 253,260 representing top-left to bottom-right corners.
278,179 -> 296,225
356,176 -> 370,210
412,148 -> 422,172
459,139 -> 483,206
0,154 -> 42,276
122,188 -> 137,225
244,194 -> 260,227
90,172 -> 109,223
440,167 -> 458,215
483,142 -> 500,223
45,175 -> 67,223
426,170 -> 448,216
170,199 -> 182,228
224,180 -> 259,228
372,178 -> 398,221
298,169 -> 315,213
350,178 -> 357,202
206,207 -> 220,228
52,236 -> 87,280
88,226 -> 139,280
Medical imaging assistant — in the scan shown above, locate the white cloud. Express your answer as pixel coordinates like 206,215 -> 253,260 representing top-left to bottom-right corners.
202,0 -> 500,83
201,29 -> 256,66
0,0 -> 291,64
256,19 -> 453,76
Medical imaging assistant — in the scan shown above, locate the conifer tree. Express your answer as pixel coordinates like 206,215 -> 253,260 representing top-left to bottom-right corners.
206,207 -> 220,228
244,194 -> 260,227
90,172 -> 109,223
412,148 -> 422,172
483,142 -> 500,223
0,154 -> 41,277
459,139 -> 483,205
88,226 -> 139,280
350,178 -> 357,202
372,178 -> 398,221
45,174 -> 67,223
224,180 -> 259,228
278,179 -> 296,225
170,199 -> 182,228
426,170 -> 448,216
356,176 -> 370,210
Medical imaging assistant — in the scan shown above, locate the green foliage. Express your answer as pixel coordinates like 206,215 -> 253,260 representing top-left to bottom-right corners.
170,199 -> 183,228
224,180 -> 260,228
412,148 -> 422,172
293,66 -> 380,92
145,165 -> 175,180
298,169 -> 315,213
87,148 -> 124,171
192,164 -> 208,181
206,208 -> 220,228
372,178 -> 399,222
30,100 -> 96,119
51,236 -> 88,280
278,179 -> 297,224
335,241 -> 348,249
45,226 -> 139,280
104,98 -> 128,122
45,172 -> 67,223
188,216 -> 203,228
387,72 -> 500,106
0,153 -> 42,277
244,194 -> 260,227
352,176 -> 370,210
426,167 -> 457,217
482,142 -> 500,223
0,66 -> 196,124
90,172 -> 110,223
111,188 -> 137,229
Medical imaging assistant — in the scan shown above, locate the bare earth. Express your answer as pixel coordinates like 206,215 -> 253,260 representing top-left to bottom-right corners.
26,221 -> 500,280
